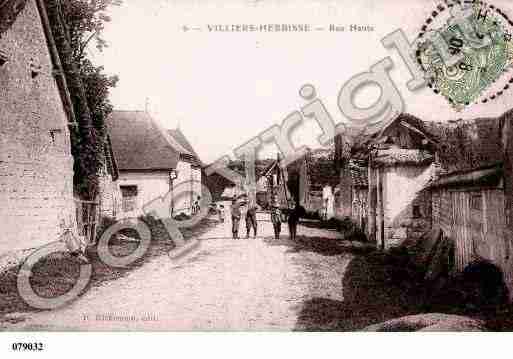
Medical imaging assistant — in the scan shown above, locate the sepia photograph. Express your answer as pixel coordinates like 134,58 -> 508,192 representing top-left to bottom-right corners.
1,0 -> 513,355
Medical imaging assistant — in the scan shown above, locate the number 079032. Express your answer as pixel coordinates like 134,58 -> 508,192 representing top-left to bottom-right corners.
11,342 -> 44,351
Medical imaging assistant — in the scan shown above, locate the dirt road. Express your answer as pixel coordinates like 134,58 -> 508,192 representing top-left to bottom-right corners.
1,214 -> 364,331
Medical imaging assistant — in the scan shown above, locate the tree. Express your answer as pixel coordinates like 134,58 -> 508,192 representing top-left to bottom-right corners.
79,59 -> 119,141
59,0 -> 122,63
46,0 -> 120,200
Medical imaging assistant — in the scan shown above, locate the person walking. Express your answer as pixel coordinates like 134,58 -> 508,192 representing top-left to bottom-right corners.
287,200 -> 304,241
192,196 -> 201,215
245,205 -> 258,238
270,202 -> 282,240
231,197 -> 241,239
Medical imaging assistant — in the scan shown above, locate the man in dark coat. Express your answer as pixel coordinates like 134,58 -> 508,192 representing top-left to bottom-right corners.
245,205 -> 258,238
287,200 -> 304,241
231,197 -> 241,239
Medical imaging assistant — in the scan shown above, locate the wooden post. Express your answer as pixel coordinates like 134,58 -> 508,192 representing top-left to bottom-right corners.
299,157 -> 307,207
190,166 -> 194,214
368,163 -> 376,243
169,172 -> 175,216
376,166 -> 384,250
339,162 -> 352,219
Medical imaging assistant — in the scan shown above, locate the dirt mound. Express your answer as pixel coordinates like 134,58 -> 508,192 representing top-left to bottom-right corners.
363,313 -> 486,332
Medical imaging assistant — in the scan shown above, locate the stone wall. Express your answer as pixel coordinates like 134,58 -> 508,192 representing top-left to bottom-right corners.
0,0 -> 75,255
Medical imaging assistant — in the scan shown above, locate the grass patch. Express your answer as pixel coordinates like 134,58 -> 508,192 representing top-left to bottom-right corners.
0,218 -> 217,318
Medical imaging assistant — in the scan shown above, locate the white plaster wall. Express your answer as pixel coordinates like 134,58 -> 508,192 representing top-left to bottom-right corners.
118,171 -> 170,216
381,164 -> 433,245
174,163 -> 203,211
118,164 -> 203,218
173,160 -> 193,215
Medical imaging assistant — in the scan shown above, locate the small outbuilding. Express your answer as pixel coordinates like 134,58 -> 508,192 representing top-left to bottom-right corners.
430,112 -> 513,298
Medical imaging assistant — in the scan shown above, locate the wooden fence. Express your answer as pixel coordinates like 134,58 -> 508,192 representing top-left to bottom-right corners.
74,199 -> 100,245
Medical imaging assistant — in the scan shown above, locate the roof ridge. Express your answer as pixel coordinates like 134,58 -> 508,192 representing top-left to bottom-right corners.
106,110 -> 180,171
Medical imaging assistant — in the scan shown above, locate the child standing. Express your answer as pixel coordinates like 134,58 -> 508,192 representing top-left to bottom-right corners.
270,203 -> 282,240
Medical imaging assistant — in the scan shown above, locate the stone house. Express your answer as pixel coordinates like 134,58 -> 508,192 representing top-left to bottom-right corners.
335,114 -> 438,249
261,155 -> 292,208
261,150 -> 338,215
255,176 -> 269,209
166,128 -> 203,215
0,0 -> 77,255
260,159 -> 279,205
369,146 -> 435,249
334,109 -> 513,297
107,111 -> 202,217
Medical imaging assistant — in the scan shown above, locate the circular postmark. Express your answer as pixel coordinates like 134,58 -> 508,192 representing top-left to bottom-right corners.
415,0 -> 513,111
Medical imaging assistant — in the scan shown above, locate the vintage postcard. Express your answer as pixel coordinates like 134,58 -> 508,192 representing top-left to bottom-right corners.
1,0 -> 513,339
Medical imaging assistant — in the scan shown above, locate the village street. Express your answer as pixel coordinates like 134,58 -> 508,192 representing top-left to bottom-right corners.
0,215 -> 375,331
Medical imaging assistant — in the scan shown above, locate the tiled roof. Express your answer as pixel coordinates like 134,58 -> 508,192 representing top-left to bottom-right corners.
107,111 -> 179,171
339,113 -> 438,160
337,110 -> 511,176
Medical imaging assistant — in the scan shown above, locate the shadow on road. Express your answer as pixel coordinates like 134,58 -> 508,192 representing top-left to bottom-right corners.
291,242 -> 513,331
294,252 -> 428,331
299,219 -> 339,231
261,224 -> 425,330
263,236 -> 347,256
263,234 -> 374,257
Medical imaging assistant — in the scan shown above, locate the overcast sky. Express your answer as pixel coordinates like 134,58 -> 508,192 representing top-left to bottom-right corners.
92,0 -> 513,163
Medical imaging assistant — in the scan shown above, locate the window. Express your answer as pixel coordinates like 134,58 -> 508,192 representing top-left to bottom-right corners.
120,185 -> 138,212
49,129 -> 63,146
412,205 -> 421,218
470,193 -> 482,211
29,58 -> 41,79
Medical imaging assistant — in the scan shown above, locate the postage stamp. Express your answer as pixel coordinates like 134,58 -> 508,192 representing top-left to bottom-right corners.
416,1 -> 513,111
